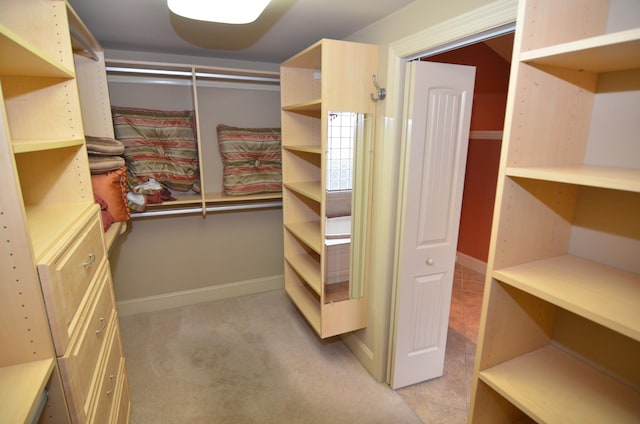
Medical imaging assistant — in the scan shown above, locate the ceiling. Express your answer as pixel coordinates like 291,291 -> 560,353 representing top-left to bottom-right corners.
68,0 -> 415,64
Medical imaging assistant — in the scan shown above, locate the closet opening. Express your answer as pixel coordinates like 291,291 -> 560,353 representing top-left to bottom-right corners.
387,21 -> 515,390
420,28 -> 514,390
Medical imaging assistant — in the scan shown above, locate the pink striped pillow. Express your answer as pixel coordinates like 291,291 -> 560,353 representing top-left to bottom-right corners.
112,106 -> 200,192
217,124 -> 282,196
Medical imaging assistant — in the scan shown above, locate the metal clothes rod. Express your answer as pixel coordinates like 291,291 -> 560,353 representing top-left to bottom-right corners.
105,66 -> 280,84
131,200 -> 283,218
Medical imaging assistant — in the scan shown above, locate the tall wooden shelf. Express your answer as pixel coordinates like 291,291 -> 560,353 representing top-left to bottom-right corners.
468,1 -> 640,423
280,39 -> 377,338
0,1 -> 130,422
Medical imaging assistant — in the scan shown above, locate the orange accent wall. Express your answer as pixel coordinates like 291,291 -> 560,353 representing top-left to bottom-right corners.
458,138 -> 501,261
425,42 -> 510,262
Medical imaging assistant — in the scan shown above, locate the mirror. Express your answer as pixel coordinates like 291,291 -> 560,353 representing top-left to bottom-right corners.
324,111 -> 372,302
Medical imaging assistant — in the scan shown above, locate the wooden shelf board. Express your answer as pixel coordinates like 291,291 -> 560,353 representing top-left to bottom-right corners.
493,255 -> 640,342
285,221 -> 322,254
204,191 -> 280,204
285,253 -> 321,295
104,221 -> 126,254
0,24 -> 74,78
12,137 -> 84,154
283,145 -> 322,155
281,40 -> 322,69
284,276 -> 321,335
319,296 -> 367,338
204,191 -> 282,203
506,165 -> 640,193
520,28 -> 640,73
282,99 -> 321,116
479,345 -> 640,423
26,201 -> 95,261
0,359 -> 54,424
143,191 -> 283,208
284,181 -> 322,203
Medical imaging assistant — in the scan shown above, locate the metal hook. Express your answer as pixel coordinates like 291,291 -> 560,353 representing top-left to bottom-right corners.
370,74 -> 386,102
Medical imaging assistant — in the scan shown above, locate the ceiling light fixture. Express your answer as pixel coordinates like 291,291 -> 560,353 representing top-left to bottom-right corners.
167,0 -> 271,24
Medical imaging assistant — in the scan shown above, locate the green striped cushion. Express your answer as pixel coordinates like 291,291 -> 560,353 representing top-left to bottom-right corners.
217,124 -> 282,196
112,106 -> 200,192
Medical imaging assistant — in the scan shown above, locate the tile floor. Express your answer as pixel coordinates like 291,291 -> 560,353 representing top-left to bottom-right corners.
396,264 -> 486,424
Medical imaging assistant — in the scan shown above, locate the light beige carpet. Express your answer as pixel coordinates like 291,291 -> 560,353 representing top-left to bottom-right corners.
119,289 -> 423,423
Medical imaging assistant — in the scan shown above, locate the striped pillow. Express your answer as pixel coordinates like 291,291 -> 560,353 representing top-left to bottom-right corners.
112,106 -> 200,192
217,124 -> 282,196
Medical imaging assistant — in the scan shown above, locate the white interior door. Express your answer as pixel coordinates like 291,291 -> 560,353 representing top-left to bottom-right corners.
389,60 -> 475,389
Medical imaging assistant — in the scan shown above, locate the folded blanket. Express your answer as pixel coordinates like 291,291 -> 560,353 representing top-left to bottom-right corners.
85,135 -> 125,156
89,155 -> 126,174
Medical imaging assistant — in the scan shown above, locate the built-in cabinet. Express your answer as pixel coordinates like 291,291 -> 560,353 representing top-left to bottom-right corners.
280,39 -> 377,338
468,0 -> 640,422
0,1 -> 129,422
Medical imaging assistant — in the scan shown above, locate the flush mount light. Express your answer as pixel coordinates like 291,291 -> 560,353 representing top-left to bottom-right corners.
167,0 -> 271,24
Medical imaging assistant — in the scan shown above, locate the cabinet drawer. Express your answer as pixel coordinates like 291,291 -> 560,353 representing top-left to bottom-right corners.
58,267 -> 116,423
111,367 -> 130,424
90,325 -> 125,424
38,210 -> 106,354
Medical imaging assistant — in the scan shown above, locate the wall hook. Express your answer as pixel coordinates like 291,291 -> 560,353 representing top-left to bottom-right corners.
371,74 -> 386,102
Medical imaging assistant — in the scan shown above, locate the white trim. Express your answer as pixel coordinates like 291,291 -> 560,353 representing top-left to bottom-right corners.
390,0 -> 517,61
341,332 -> 375,369
470,130 -> 503,140
116,274 -> 284,316
456,251 -> 488,276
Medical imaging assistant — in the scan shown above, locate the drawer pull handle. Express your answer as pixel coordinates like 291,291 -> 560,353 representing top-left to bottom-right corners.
95,317 -> 106,335
106,374 -> 117,396
83,253 -> 96,269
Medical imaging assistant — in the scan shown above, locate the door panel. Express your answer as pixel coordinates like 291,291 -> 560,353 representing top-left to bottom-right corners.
389,61 -> 475,389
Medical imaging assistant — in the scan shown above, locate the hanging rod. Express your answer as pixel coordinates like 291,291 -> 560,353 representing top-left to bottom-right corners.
131,200 -> 282,218
105,66 -> 280,84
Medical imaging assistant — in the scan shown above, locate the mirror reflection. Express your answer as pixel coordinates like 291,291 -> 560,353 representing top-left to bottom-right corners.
324,112 -> 371,302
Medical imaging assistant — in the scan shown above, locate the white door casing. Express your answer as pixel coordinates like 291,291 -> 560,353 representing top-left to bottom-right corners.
389,61 -> 475,389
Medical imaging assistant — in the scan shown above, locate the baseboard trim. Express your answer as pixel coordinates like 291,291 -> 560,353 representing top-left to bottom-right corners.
116,274 -> 284,316
341,333 -> 380,379
456,252 -> 487,275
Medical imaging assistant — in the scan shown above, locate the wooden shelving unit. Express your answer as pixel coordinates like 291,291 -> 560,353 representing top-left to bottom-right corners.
468,1 -> 640,423
0,2 -> 81,421
280,39 -> 377,338
0,1 -> 130,422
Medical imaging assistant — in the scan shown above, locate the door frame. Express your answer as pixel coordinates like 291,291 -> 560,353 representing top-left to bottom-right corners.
383,0 -> 517,384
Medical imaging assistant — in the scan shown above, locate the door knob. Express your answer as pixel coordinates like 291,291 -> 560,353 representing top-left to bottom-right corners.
426,258 -> 434,265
